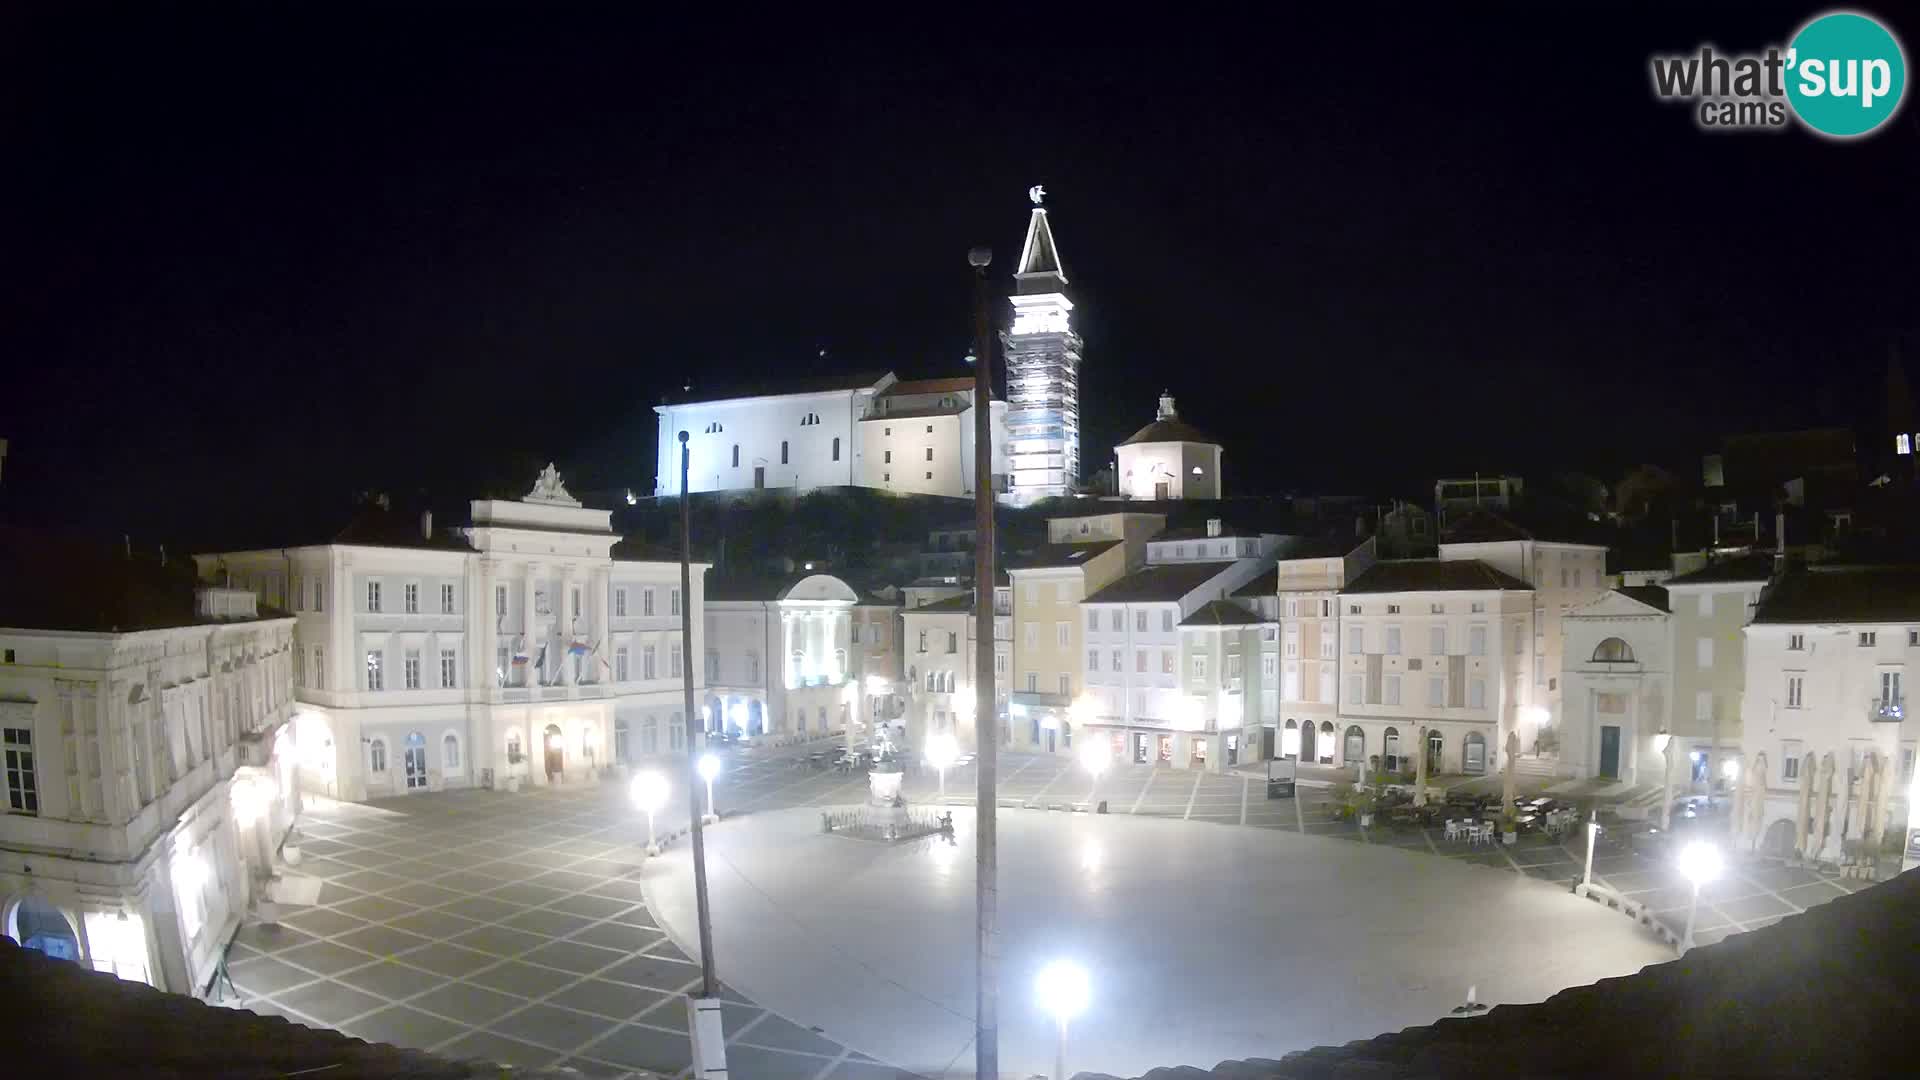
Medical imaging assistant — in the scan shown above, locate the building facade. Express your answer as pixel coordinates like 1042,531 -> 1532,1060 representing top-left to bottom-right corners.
2,580 -> 298,999
1560,586 -> 1672,785
704,573 -> 901,741
1242,537 -> 1377,764
1336,560 -> 1536,777
1003,190 -> 1084,504
1661,555 -> 1772,797
202,468 -> 707,803
1734,565 -> 1917,862
854,378 -> 1008,498
1007,541 -> 1131,755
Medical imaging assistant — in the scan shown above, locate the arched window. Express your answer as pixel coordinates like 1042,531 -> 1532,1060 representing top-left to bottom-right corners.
369,738 -> 388,773
1382,726 -> 1401,771
731,444 -> 740,468
443,732 -> 461,770
1592,637 -> 1636,663
8,896 -> 79,961
705,421 -> 723,434
781,440 -> 790,464
1344,724 -> 1365,764
832,437 -> 841,462
614,717 -> 629,762
506,730 -> 523,764
1425,729 -> 1443,772
1319,720 -> 1336,764
1463,731 -> 1487,774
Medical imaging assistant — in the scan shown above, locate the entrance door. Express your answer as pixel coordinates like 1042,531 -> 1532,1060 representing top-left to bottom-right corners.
1262,727 -> 1276,759
1599,725 -> 1622,779
1299,723 -> 1316,763
544,724 -> 564,779
1134,733 -> 1150,763
1045,726 -> 1057,754
404,732 -> 428,790
1226,734 -> 1239,766
1155,481 -> 1171,500
754,467 -> 766,489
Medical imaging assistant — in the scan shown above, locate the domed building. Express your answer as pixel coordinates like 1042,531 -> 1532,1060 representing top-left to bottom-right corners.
1116,392 -> 1223,500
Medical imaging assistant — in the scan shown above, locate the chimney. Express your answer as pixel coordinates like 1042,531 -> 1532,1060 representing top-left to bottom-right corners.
421,510 -> 434,540
1206,518 -> 1222,538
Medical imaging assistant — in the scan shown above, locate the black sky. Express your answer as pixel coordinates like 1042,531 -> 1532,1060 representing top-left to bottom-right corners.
4,4 -> 1916,549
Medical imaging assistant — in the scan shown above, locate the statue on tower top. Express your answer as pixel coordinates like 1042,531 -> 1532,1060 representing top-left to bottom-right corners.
1028,184 -> 1046,205
525,463 -> 581,506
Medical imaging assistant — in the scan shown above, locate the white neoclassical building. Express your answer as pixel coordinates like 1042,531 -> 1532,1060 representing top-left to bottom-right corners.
1114,393 -> 1223,501
704,573 -> 900,740
200,467 -> 707,803
1560,586 -> 1672,785
2,535 -> 299,999
1734,564 -> 1917,863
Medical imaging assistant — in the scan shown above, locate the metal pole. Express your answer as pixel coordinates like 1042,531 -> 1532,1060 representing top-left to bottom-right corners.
1661,743 -> 1675,831
1581,811 -> 1597,888
969,245 -> 1000,1080
678,431 -> 719,998
1682,880 -> 1700,952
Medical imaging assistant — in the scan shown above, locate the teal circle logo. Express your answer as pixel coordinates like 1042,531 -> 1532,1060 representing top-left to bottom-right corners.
1786,11 -> 1907,137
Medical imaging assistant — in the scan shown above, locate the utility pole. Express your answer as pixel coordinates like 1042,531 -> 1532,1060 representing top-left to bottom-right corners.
968,245 -> 1000,1080
678,432 -> 727,1079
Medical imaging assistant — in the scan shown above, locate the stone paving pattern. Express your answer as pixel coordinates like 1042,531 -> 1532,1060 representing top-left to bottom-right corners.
226,739 -> 1874,1077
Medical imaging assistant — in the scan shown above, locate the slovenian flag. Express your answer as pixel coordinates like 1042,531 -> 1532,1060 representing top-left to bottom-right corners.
568,638 -> 592,657
510,638 -> 530,667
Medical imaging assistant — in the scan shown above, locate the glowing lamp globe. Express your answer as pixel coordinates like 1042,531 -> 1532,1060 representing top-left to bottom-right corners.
697,753 -> 722,784
1035,960 -> 1090,1022
1678,841 -> 1723,887
1078,738 -> 1111,778
925,733 -> 960,773
629,770 -> 670,815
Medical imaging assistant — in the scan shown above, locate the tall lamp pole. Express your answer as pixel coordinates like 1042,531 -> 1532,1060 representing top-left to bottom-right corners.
677,431 -> 727,1078
969,244 -> 1000,1080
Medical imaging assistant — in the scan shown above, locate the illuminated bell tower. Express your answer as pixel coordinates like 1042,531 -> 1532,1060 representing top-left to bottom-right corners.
1003,185 -> 1083,504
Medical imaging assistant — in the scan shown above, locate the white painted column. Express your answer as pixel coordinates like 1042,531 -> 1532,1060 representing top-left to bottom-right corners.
523,563 -> 541,687
590,567 -> 612,684
780,610 -> 794,688
559,567 -> 578,687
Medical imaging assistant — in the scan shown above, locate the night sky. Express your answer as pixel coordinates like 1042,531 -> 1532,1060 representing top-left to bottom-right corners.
4,4 -> 1915,549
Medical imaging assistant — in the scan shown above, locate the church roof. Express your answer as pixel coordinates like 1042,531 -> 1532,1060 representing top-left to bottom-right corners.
656,371 -> 893,407
1119,417 -> 1220,448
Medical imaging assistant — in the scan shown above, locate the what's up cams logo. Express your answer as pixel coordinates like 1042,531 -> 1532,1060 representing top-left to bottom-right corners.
1650,10 -> 1907,137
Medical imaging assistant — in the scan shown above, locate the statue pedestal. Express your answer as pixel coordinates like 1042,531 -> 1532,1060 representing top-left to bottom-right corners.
868,769 -> 903,806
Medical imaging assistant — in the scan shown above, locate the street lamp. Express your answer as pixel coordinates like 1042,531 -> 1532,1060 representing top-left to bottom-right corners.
697,753 -> 721,824
1036,960 -> 1090,1080
1677,840 -> 1722,953
926,732 -> 960,800
630,770 -> 669,856
1581,810 -> 1601,889
1078,736 -> 1110,808
1653,730 -> 1675,830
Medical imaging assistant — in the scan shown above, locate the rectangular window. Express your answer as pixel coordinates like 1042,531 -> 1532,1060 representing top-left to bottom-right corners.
1430,626 -> 1446,656
1110,611 -> 1123,632
1696,690 -> 1713,723
1428,676 -> 1444,707
1788,632 -> 1804,650
925,447 -> 933,461
1286,599 -> 1299,618
1470,625 -> 1486,656
1088,610 -> 1099,631
1056,622 -> 1069,647
404,650 -> 421,689
1136,611 -> 1148,632
1348,627 -> 1364,655
367,580 -> 382,613
313,645 -> 325,690
616,589 -> 628,617
1024,623 -> 1037,649
995,653 -> 1008,675
495,585 -> 507,618
1882,670 -> 1903,705
1319,625 -> 1335,660
571,589 -> 581,618
1057,583 -> 1072,603
1786,674 -> 1804,709
671,642 -> 682,678
1088,649 -> 1100,672
1910,629 -> 1919,647
1429,603 -> 1444,615
1111,650 -> 1122,672
1057,674 -> 1070,697
441,583 -> 455,614
405,583 -> 419,614
1284,626 -> 1299,658
1346,674 -> 1364,705
706,650 -> 719,681
1193,655 -> 1208,680
1534,654 -> 1545,686
1282,661 -> 1298,699
1697,637 -> 1714,668
3,726 -> 37,815
1384,675 -> 1401,705
1470,601 -> 1485,613
671,588 -> 681,616
1161,610 -> 1174,632
1349,604 -> 1361,615
1860,632 -> 1878,647
1161,650 -> 1175,675
440,649 -> 457,688
644,645 -> 658,680
616,647 -> 630,682
1385,627 -> 1401,655
1263,654 -> 1277,677
1469,678 -> 1486,709
644,588 -> 656,617
366,650 -> 384,691
1321,599 -> 1332,617
1781,742 -> 1802,783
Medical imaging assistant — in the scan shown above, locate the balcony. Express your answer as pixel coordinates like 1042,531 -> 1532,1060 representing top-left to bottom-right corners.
1870,697 -> 1905,723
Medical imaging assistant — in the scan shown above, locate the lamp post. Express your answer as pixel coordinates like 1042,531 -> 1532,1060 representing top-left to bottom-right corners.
1581,810 -> 1600,889
926,732 -> 960,801
967,242 -> 1002,1080
1653,730 -> 1675,831
1036,960 -> 1090,1080
698,753 -> 721,824
630,770 -> 669,856
1678,840 -> 1722,953
676,431 -> 726,1079
1079,735 -> 1110,808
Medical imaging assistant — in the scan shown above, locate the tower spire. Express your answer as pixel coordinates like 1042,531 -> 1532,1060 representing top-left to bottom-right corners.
1015,186 -> 1068,295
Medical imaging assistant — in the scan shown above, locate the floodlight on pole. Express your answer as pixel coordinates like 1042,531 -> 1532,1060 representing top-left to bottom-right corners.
1036,960 -> 1090,1080
631,770 -> 670,856
926,732 -> 960,800
1653,729 -> 1675,830
697,753 -> 722,824
1078,736 -> 1110,806
1678,841 -> 1723,953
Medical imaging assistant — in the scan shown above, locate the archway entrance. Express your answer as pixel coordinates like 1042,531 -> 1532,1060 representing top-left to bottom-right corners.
543,724 -> 564,780
403,732 -> 428,791
1319,722 -> 1336,764
7,896 -> 79,961
1299,722 -> 1317,763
